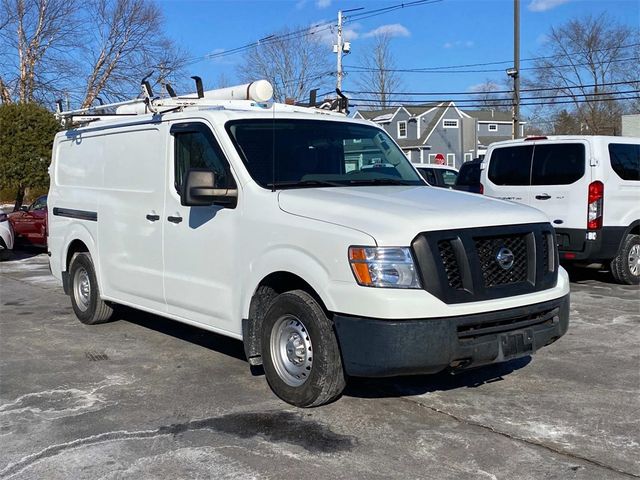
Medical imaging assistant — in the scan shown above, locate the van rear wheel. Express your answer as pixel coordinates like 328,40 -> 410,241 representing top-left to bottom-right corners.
69,252 -> 114,324
261,290 -> 345,407
610,234 -> 640,285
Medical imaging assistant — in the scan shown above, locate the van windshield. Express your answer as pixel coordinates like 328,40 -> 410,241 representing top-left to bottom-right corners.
226,119 -> 424,189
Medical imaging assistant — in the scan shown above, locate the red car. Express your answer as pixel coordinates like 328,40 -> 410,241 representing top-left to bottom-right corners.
8,195 -> 48,247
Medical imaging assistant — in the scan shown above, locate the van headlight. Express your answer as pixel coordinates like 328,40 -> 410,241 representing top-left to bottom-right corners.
348,246 -> 421,289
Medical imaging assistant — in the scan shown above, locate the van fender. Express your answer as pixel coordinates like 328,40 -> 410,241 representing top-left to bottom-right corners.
240,246 -> 336,320
61,223 -> 102,290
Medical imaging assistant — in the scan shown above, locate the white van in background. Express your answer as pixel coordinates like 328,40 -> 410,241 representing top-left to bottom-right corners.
481,136 -> 640,284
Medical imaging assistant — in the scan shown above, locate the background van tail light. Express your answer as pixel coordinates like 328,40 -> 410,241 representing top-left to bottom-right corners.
479,183 -> 484,195
587,181 -> 603,230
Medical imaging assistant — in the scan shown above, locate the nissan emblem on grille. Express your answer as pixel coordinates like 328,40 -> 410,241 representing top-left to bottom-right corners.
496,247 -> 515,270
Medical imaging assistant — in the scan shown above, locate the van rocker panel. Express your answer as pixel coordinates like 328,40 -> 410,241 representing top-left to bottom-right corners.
333,294 -> 569,377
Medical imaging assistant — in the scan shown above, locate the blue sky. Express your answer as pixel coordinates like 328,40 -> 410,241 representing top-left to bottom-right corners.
158,0 -> 639,103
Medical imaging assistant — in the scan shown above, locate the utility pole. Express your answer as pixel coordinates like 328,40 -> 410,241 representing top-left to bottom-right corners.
513,0 -> 520,139
334,8 -> 361,91
336,10 -> 344,91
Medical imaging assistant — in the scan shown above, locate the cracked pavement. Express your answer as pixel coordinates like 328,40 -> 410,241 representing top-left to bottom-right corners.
1,252 -> 639,479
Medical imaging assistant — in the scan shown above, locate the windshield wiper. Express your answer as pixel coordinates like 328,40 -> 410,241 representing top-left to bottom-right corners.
267,179 -> 344,189
347,178 -> 414,186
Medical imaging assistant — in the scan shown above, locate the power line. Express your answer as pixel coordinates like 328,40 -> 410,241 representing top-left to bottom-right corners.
344,80 -> 640,97
178,0 -> 443,68
348,89 -> 640,105
351,95 -> 640,110
344,42 -> 640,74
345,56 -> 640,74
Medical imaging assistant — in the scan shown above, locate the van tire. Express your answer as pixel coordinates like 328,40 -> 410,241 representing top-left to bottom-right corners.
261,290 -> 345,407
610,234 -> 640,285
69,252 -> 114,324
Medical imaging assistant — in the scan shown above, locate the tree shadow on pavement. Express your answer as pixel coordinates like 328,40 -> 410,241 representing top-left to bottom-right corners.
112,305 -> 247,362
343,356 -> 532,399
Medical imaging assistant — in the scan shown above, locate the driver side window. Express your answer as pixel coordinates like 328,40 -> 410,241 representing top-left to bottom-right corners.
173,124 -> 235,193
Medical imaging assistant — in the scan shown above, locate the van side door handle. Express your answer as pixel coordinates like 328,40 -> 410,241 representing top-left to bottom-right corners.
535,194 -> 551,200
167,215 -> 183,224
146,213 -> 160,221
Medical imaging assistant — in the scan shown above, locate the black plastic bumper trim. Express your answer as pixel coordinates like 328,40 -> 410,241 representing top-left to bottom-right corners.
333,294 -> 569,377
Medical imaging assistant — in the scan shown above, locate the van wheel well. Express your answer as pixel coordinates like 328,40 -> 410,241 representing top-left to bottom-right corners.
243,272 -> 327,367
630,224 -> 640,236
62,240 -> 89,295
66,240 -> 89,271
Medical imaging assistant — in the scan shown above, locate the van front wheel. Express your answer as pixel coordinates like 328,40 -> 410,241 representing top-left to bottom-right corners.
261,290 -> 345,407
69,252 -> 114,324
610,234 -> 640,285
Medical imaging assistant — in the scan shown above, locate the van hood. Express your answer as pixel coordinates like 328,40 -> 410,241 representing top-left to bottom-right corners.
278,186 -> 549,245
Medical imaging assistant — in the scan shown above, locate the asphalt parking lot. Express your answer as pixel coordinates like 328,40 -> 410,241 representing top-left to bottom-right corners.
1,251 -> 639,480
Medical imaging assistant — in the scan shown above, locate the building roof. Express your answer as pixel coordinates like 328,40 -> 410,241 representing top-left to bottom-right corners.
463,109 -> 526,123
355,108 -> 396,121
478,135 -> 512,147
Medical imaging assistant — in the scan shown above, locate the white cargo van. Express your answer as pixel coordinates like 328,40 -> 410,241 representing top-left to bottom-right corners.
481,136 -> 640,285
48,83 -> 570,407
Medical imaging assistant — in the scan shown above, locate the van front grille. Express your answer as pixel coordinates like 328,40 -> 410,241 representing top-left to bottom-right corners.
474,234 -> 528,287
411,223 -> 558,304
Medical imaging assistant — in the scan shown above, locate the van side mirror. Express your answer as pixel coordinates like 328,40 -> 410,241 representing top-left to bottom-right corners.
181,168 -> 238,207
20,205 -> 29,212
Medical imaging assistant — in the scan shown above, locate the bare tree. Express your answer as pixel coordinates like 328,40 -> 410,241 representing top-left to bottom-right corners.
236,26 -> 332,102
0,0 -> 185,108
526,13 -> 640,135
0,0 -> 80,104
469,80 -> 511,112
354,33 -> 402,110
79,0 -> 186,107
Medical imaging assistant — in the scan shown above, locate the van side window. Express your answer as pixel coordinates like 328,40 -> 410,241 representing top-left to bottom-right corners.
609,143 -> 640,181
173,125 -> 235,193
488,146 -> 533,185
531,143 -> 585,185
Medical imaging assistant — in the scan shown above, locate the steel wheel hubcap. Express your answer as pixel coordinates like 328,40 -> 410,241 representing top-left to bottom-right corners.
628,244 -> 640,277
270,315 -> 313,387
73,267 -> 91,312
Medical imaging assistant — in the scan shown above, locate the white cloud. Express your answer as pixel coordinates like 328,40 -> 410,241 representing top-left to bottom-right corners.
363,23 -> 410,39
528,0 -> 570,12
316,0 -> 331,8
443,40 -> 474,49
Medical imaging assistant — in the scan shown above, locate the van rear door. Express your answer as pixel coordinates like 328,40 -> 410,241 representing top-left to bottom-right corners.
485,144 -> 533,205
529,141 -> 590,229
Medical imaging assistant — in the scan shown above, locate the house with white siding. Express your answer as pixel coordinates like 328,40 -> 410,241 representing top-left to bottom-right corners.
353,103 -> 526,168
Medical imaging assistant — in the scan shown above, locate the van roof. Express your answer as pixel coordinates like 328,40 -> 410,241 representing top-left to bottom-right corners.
487,135 -> 640,148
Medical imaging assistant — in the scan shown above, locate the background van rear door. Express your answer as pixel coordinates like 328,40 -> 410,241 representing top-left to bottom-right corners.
486,145 -> 533,205
529,141 -> 590,229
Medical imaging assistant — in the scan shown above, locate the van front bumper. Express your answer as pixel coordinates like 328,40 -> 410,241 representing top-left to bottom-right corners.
333,294 -> 569,377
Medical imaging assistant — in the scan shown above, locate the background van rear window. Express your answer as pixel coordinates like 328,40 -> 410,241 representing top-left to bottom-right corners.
609,143 -> 640,181
488,146 -> 533,186
531,143 -> 585,185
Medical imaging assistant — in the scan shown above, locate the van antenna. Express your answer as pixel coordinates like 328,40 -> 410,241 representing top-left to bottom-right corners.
166,83 -> 177,98
191,76 -> 204,98
55,100 -> 63,114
